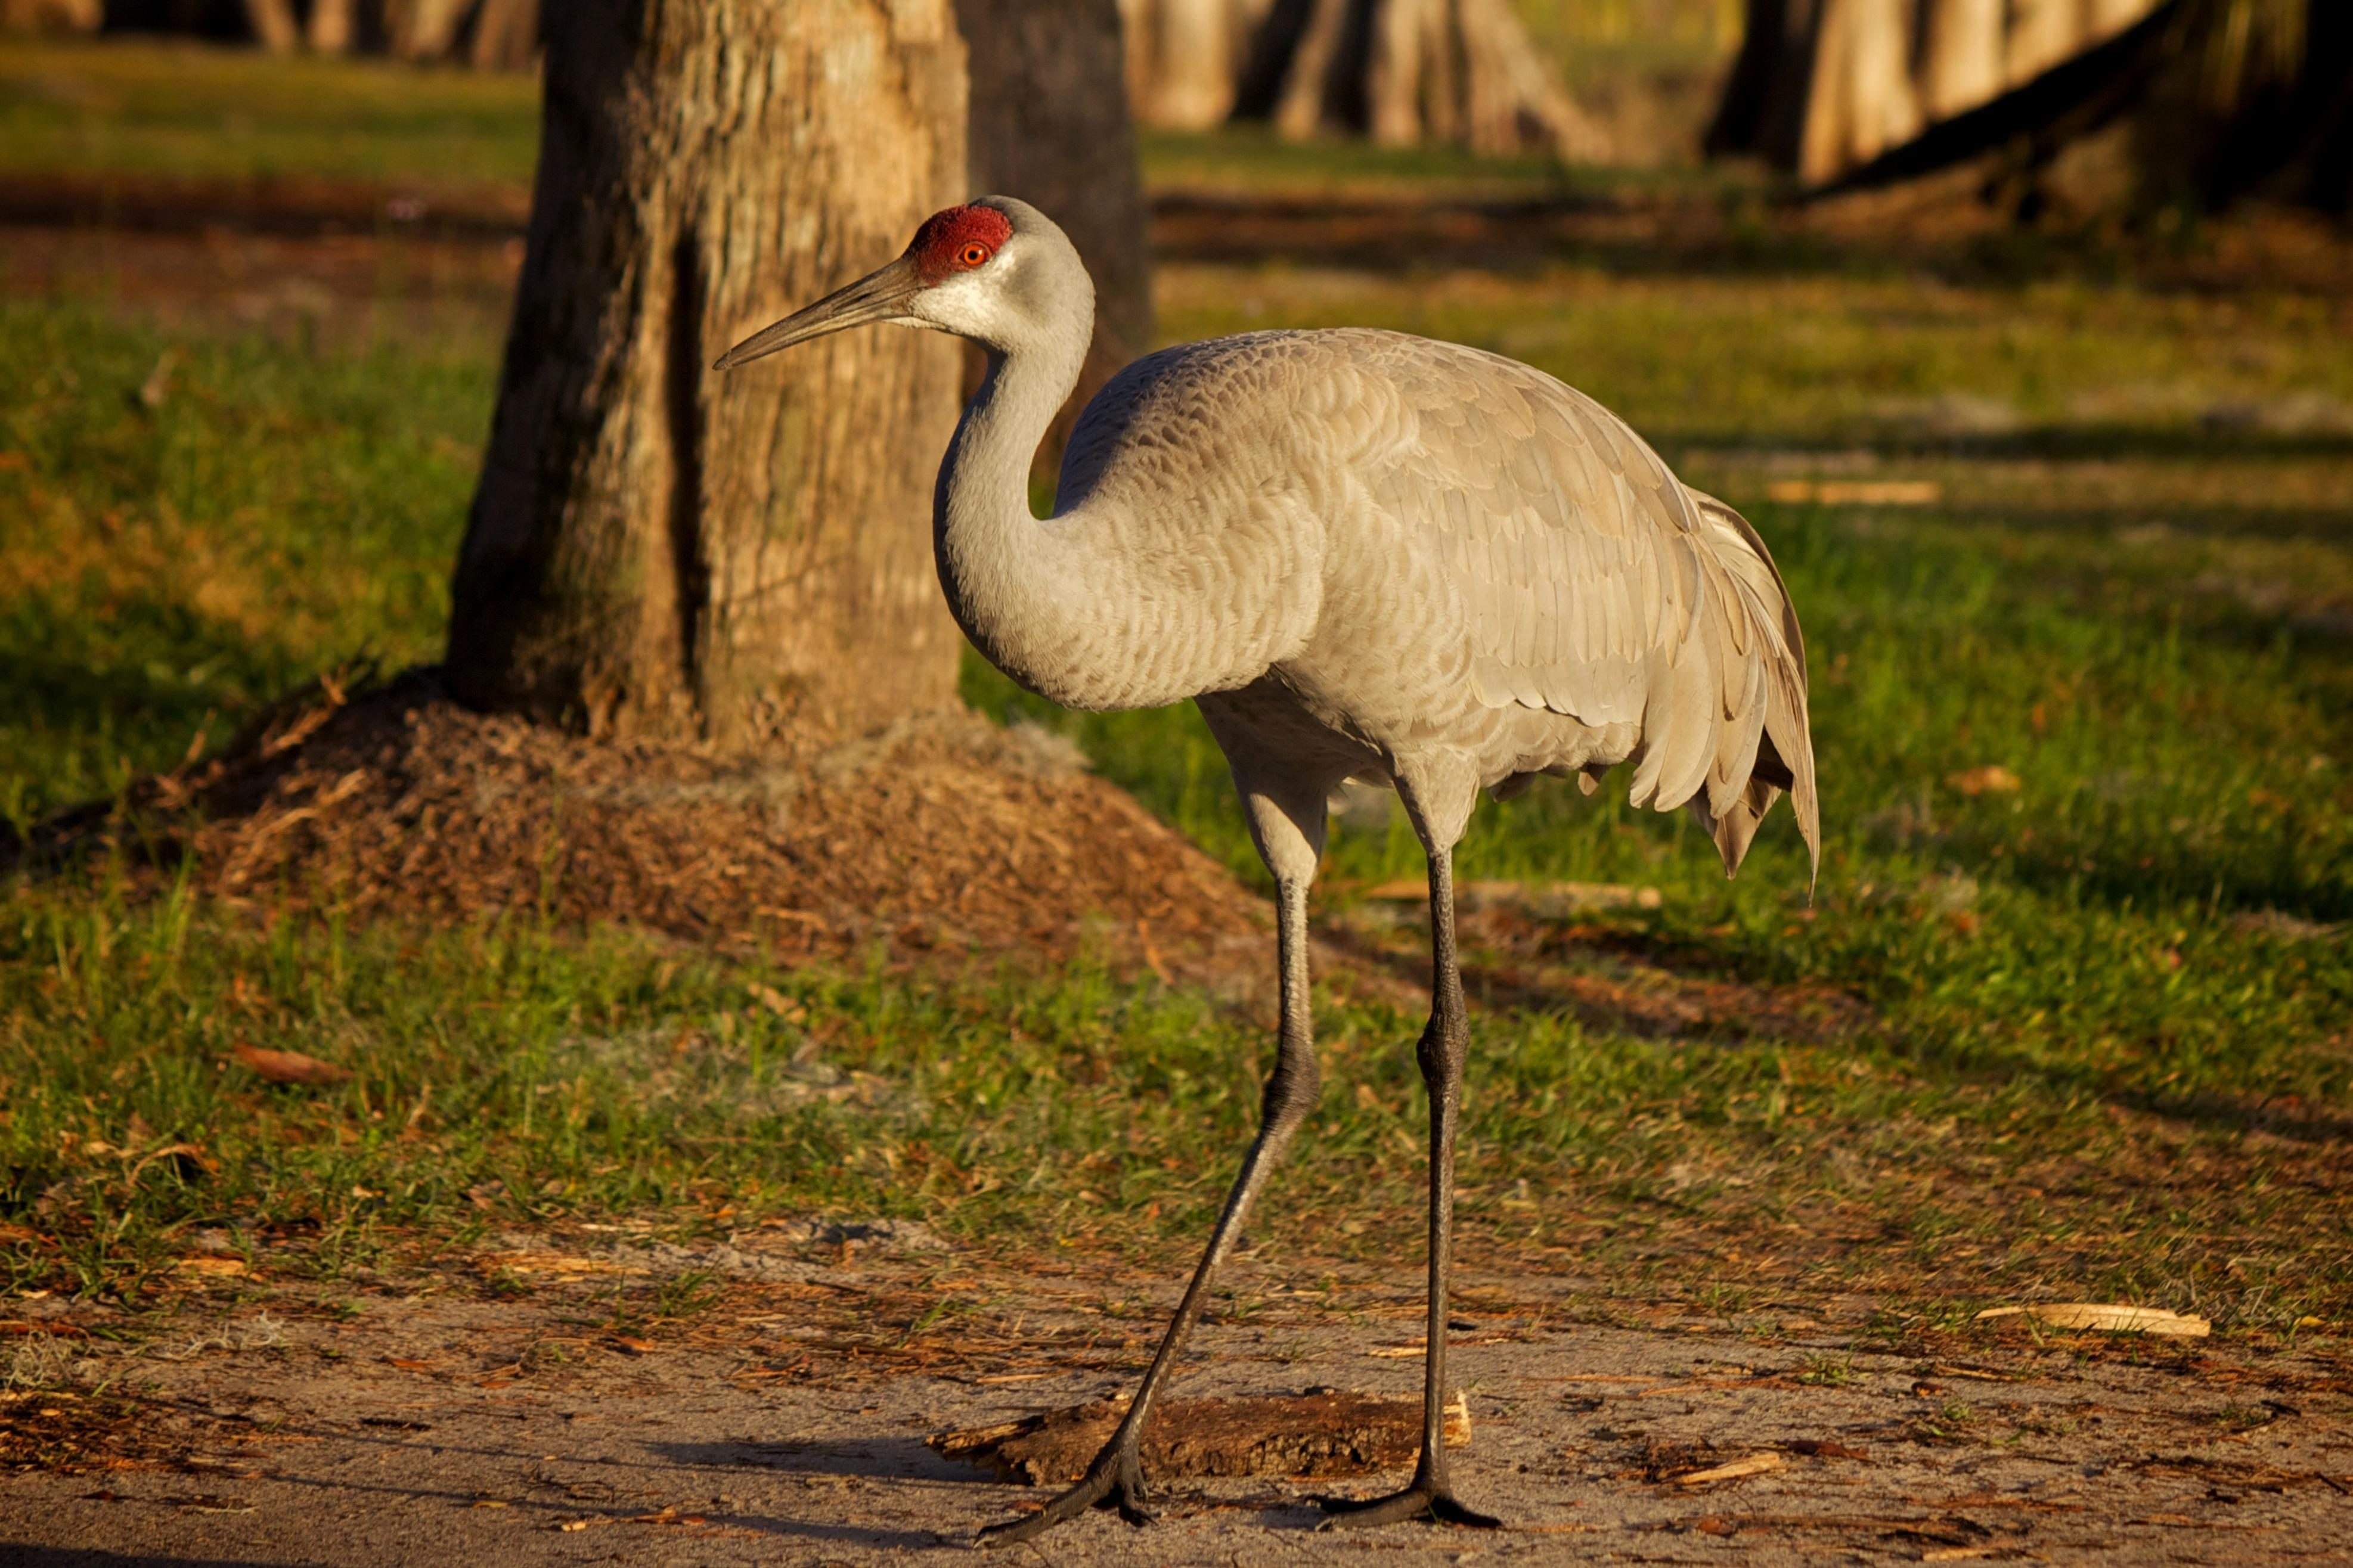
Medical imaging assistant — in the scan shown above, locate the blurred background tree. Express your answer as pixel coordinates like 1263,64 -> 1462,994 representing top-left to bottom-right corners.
1121,0 -> 1611,156
4,0 -> 542,66
1712,0 -> 2351,216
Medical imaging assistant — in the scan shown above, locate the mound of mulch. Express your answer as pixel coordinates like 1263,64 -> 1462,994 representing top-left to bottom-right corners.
10,669 -> 1272,986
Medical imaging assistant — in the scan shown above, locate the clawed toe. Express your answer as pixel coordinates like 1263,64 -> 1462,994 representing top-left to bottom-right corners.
1315,1481 -> 1501,1530
978,1452 -> 1153,1547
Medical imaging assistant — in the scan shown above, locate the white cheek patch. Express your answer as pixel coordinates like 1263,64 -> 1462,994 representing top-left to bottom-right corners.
917,265 -> 1024,343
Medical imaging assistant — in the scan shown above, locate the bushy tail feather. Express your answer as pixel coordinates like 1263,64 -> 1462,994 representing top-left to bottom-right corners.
1685,491 -> 1820,892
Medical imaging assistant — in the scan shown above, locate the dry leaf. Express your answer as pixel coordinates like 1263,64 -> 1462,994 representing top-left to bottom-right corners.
1975,1303 -> 2210,1337
175,1256 -> 246,1277
1673,1451 -> 1784,1485
746,983 -> 805,1023
231,1042 -> 351,1086
479,1251 -> 641,1278
1946,765 -> 2022,796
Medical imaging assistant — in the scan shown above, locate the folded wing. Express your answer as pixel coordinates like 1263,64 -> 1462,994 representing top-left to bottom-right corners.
1368,339 -> 1819,881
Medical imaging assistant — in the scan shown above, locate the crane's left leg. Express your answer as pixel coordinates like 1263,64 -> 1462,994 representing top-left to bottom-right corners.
1320,819 -> 1499,1529
979,777 -> 1328,1547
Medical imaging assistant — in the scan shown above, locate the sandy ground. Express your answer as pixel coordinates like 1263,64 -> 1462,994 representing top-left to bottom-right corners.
5,1232 -> 2350,1567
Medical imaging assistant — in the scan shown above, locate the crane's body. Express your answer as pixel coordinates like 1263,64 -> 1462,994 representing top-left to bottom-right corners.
969,327 -> 1814,861
719,197 -> 1818,1543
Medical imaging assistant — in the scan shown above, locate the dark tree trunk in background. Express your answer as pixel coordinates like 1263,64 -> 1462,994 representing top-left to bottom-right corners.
959,0 -> 1155,469
1118,0 -> 1272,129
1124,0 -> 1604,157
445,0 -> 970,751
1788,0 -> 2352,215
0,0 -> 100,30
240,0 -> 294,51
1709,0 -> 2165,184
465,0 -> 535,70
1704,0 -> 1925,182
305,0 -> 355,52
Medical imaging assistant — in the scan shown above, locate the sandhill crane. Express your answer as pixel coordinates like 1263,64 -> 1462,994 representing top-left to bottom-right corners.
717,197 -> 1818,1542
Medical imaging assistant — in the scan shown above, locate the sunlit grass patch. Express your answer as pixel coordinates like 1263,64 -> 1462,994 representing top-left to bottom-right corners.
0,302 -> 488,825
0,36 -> 538,190
2,873 -> 2344,1327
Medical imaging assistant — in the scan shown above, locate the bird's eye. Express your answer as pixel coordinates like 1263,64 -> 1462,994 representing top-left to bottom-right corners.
960,243 -> 991,268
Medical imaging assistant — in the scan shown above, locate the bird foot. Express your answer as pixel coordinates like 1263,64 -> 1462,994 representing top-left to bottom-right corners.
978,1446 -> 1153,1547
1315,1477 -> 1501,1530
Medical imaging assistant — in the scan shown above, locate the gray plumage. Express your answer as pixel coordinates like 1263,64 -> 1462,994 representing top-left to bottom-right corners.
1044,328 -> 1818,875
718,197 -> 1818,1543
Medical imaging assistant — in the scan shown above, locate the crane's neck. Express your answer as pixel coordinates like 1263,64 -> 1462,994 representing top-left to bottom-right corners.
932,309 -> 1106,706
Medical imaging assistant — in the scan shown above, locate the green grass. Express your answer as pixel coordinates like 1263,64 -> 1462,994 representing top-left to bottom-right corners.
1,39 -> 2349,1328
0,304 -> 488,827
0,36 -> 537,190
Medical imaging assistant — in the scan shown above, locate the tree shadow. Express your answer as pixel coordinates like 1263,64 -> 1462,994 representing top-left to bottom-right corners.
1320,911 -> 1871,1048
2112,1088 -> 2353,1145
649,1436 -> 986,1485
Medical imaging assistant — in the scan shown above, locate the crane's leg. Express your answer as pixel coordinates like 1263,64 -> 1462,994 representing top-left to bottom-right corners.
980,780 -> 1326,1547
1319,830 -> 1500,1529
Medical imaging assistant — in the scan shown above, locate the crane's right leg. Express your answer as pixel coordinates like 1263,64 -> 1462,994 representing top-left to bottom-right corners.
979,779 -> 1326,1547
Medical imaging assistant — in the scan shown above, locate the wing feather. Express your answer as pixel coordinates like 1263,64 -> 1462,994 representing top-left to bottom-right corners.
1362,337 -> 1819,881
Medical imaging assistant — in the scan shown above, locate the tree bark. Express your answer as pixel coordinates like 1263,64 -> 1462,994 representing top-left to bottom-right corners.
1118,0 -> 1270,129
958,0 -> 1155,472
1917,0 -> 2005,120
1129,0 -> 1602,157
1792,0 -> 1920,182
305,0 -> 355,54
0,0 -> 101,31
1712,0 -> 2166,181
1813,0 -> 2348,216
385,0 -> 470,60
241,0 -> 297,52
445,0 -> 970,750
467,0 -> 537,70
2006,0 -> 2086,85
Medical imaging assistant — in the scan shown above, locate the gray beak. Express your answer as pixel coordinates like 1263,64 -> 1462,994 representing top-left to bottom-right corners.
713,254 -> 925,371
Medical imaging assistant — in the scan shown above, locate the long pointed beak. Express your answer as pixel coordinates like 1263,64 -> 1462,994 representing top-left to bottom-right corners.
712,255 -> 925,371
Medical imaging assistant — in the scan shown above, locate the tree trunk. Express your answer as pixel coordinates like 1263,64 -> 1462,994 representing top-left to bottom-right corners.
2005,0 -> 2087,85
467,0 -> 537,70
1917,0 -> 2005,120
0,0 -> 101,32
1791,0 -> 1921,182
241,0 -> 297,52
1129,0 -> 1602,157
445,0 -> 970,751
1118,0 -> 1270,129
305,0 -> 356,54
385,0 -> 470,60
958,0 -> 1155,473
1711,0 -> 2166,182
1806,0 -> 2348,217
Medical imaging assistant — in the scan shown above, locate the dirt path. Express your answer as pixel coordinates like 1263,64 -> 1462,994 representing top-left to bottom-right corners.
6,1234 -> 2348,1566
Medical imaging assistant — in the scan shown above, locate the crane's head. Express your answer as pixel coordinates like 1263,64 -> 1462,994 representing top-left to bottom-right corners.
713,195 -> 1089,371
